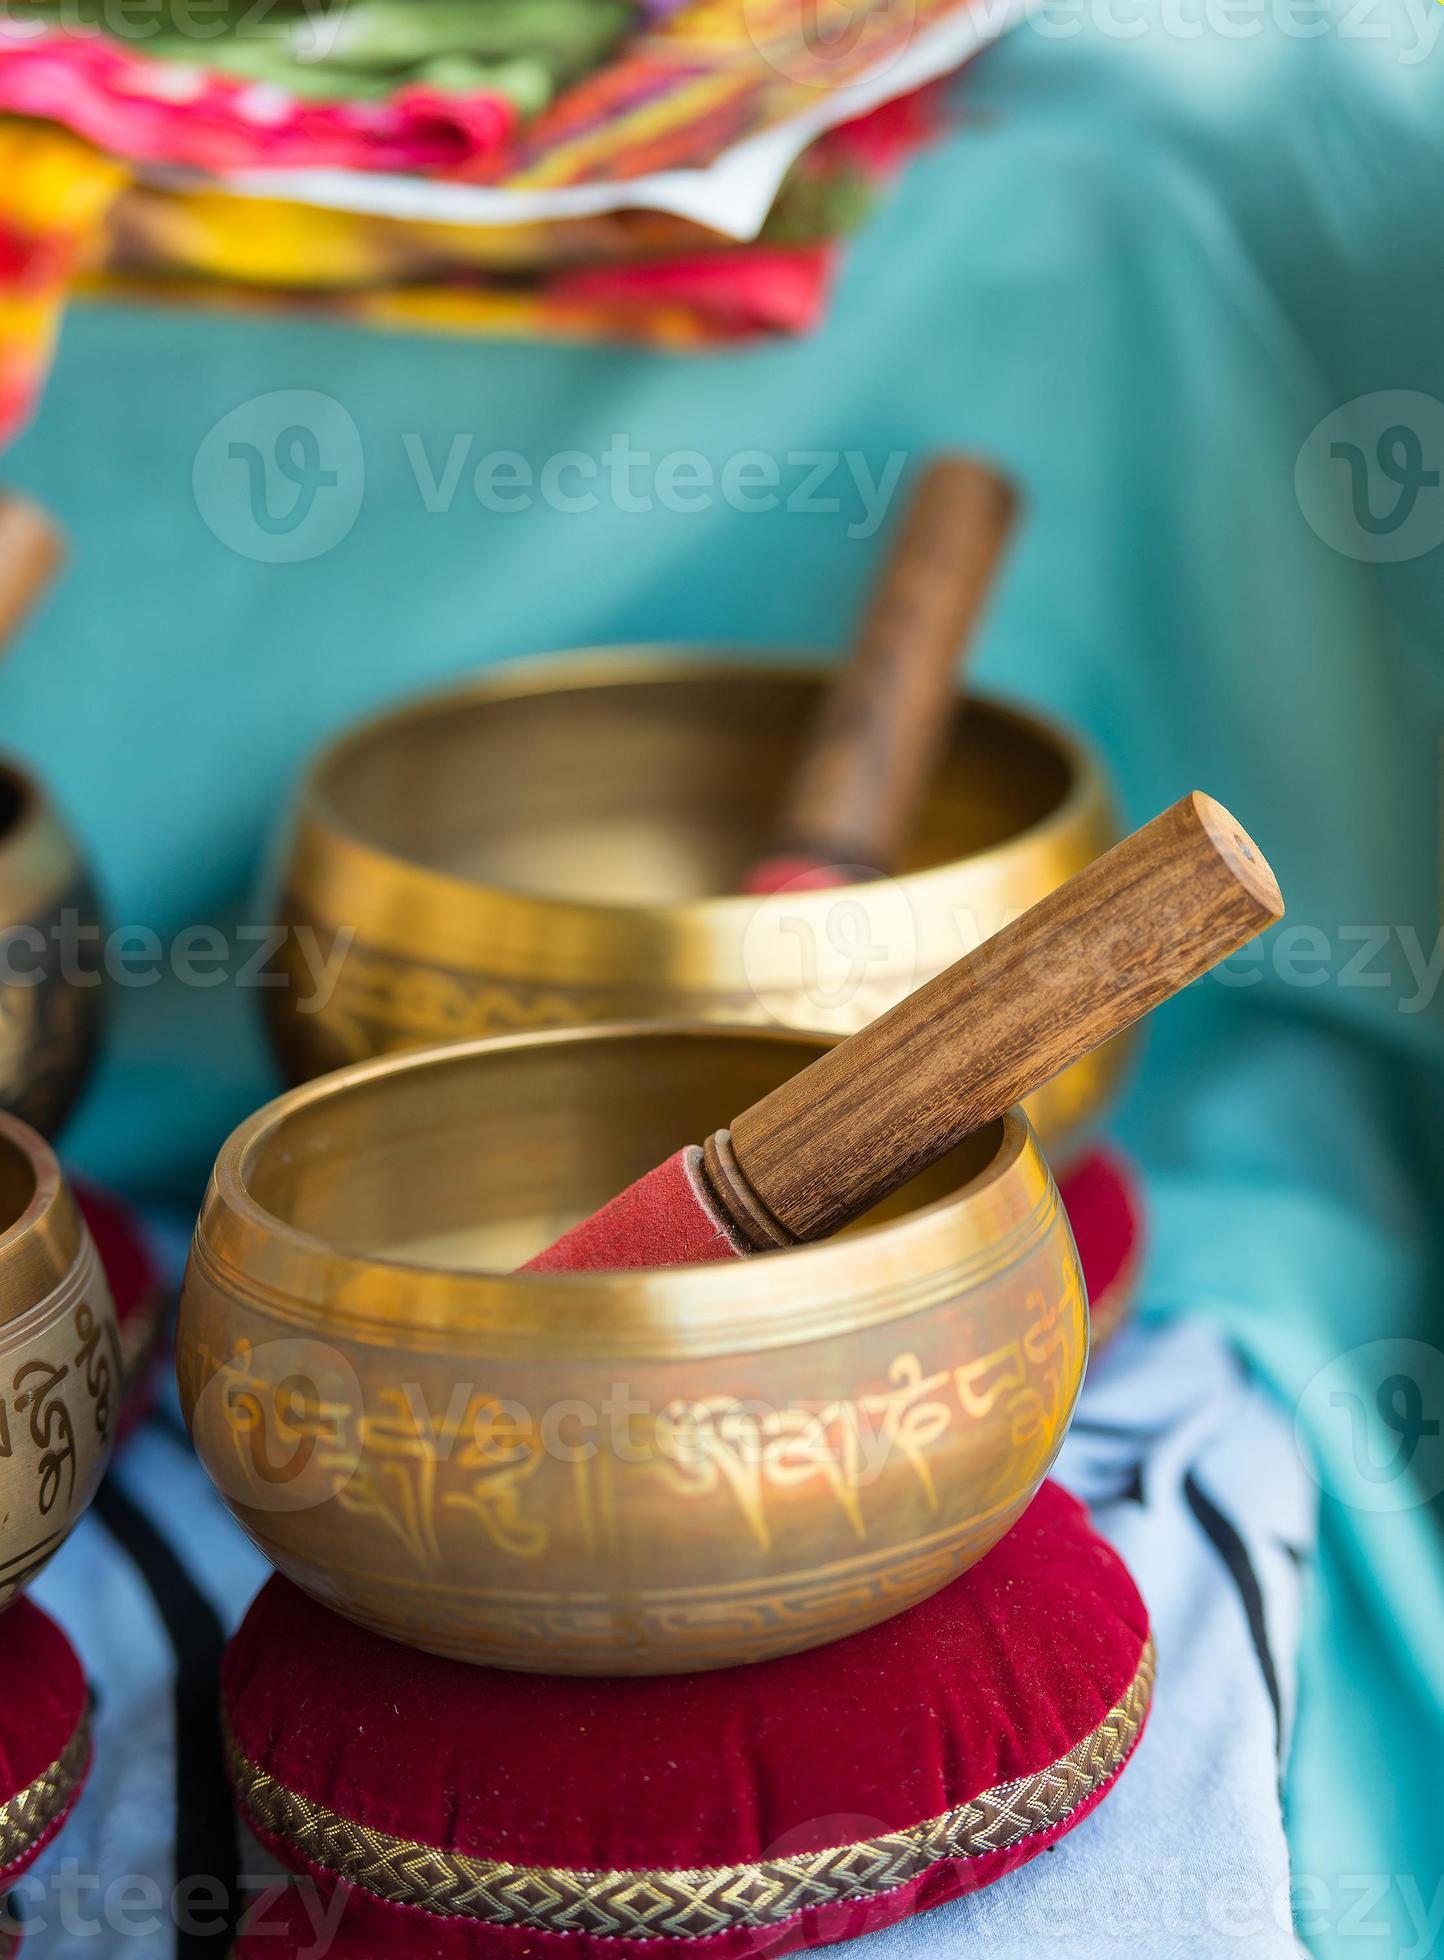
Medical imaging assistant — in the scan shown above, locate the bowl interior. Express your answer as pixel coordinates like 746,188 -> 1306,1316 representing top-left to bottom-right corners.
0,1131 -> 37,1241
246,1029 -> 1004,1273
320,667 -> 1075,904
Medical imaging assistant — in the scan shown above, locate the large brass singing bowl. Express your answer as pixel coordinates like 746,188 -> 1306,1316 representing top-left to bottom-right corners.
178,1024 -> 1088,1675
269,654 -> 1130,1161
0,1110 -> 120,1612
0,758 -> 105,1139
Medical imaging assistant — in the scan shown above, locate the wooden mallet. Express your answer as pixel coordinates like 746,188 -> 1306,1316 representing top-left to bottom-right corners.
743,454 -> 1017,895
0,493 -> 64,663
525,792 -> 1282,1271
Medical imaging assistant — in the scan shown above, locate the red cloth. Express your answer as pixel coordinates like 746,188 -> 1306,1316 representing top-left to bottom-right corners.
0,29 -> 516,176
554,246 -> 837,340
740,854 -> 872,895
522,1145 -> 744,1271
0,1601 -> 90,1884
225,1480 -> 1150,1958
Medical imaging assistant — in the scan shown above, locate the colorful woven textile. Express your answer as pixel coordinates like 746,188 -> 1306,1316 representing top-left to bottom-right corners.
5,0 -> 640,107
0,0 -> 1006,431
0,0 -> 646,175
487,0 -> 979,189
92,85 -> 939,341
0,122 -> 124,444
0,76 -> 943,436
0,0 -> 982,179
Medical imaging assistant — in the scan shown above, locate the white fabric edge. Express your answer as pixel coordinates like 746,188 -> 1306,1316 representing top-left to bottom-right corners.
136,0 -> 1036,240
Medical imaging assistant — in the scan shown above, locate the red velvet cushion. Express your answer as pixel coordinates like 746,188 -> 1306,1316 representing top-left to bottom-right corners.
74,1180 -> 168,1446
225,1481 -> 1152,1960
0,1601 -> 90,1887
1058,1146 -> 1143,1348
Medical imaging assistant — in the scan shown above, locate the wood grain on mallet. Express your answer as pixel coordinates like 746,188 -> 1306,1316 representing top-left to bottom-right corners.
769,456 -> 1017,872
725,792 -> 1283,1243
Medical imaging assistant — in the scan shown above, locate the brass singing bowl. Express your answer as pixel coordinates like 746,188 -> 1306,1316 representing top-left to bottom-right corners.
0,1110 -> 120,1612
268,654 -> 1130,1161
0,758 -> 105,1139
178,1023 -> 1088,1675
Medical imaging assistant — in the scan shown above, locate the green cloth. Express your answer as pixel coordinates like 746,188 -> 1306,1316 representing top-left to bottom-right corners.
7,0 -> 636,106
3,6 -> 1442,1949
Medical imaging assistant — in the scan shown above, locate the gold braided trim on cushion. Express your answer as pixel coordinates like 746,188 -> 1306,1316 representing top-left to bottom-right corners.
227,1636 -> 1154,1940
0,1714 -> 90,1879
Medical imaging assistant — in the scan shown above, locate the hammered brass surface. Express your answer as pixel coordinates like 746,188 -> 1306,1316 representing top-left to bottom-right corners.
268,655 -> 1130,1158
0,1111 -> 120,1612
0,759 -> 105,1140
179,1024 -> 1088,1674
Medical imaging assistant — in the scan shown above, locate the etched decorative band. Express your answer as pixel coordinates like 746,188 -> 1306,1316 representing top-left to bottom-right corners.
229,1636 -> 1153,1940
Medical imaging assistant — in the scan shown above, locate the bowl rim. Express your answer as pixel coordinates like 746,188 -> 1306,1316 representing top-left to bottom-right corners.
294,648 -> 1105,929
0,754 -> 79,933
0,1107 -> 83,1317
195,1022 -> 1064,1360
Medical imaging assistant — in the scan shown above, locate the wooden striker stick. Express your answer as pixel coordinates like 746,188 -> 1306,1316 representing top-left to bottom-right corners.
0,494 -> 63,660
706,792 -> 1282,1247
759,455 -> 1016,876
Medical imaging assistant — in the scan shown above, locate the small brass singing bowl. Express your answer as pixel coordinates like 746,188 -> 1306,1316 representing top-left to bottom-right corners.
178,1023 -> 1088,1675
0,1110 -> 120,1613
0,758 -> 106,1140
268,654 -> 1131,1163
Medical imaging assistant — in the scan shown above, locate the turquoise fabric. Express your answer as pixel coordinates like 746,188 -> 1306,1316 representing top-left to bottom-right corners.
3,6 -> 1441,1949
